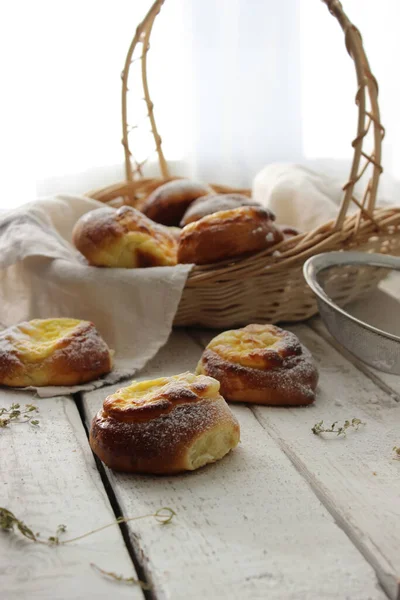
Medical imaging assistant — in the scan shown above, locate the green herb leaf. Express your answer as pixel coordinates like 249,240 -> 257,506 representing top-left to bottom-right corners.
312,418 -> 366,437
0,404 -> 40,428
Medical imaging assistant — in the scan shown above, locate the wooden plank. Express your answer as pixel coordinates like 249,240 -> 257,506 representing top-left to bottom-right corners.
0,390 -> 142,600
243,324 -> 400,600
82,330 -> 387,600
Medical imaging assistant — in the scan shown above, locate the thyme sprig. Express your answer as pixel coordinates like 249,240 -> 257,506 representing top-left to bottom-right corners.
0,506 -> 175,546
312,418 -> 365,437
393,446 -> 400,461
90,563 -> 151,589
0,403 -> 39,428
1,506 -> 175,588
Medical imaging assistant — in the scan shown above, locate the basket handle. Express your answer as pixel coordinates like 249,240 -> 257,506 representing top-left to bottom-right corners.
322,0 -> 384,230
121,0 -> 168,181
121,0 -> 383,231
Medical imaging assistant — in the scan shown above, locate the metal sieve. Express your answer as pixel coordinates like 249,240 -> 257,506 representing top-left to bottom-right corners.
303,251 -> 400,375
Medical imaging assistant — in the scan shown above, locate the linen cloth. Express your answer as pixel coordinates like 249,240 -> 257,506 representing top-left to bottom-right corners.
0,195 -> 192,397
252,163 -> 396,232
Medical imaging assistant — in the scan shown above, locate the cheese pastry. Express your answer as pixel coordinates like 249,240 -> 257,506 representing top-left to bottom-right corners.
72,206 -> 177,268
196,324 -> 318,406
0,318 -> 112,387
178,206 -> 284,265
90,372 -> 240,474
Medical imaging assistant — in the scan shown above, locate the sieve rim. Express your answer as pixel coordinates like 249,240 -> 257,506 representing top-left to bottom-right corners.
303,251 -> 400,344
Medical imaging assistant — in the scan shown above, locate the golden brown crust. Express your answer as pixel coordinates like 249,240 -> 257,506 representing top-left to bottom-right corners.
141,179 -> 213,226
180,193 -> 261,227
163,225 -> 182,241
103,373 -> 219,422
177,206 -> 284,265
0,319 -> 112,387
89,372 -> 240,474
196,325 -> 318,406
72,206 -> 177,268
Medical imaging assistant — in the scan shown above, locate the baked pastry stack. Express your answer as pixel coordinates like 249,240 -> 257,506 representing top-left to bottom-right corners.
0,318 -> 112,387
72,179 -> 301,267
90,372 -> 240,474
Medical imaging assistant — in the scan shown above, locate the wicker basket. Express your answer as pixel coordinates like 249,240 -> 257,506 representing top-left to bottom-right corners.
88,0 -> 400,328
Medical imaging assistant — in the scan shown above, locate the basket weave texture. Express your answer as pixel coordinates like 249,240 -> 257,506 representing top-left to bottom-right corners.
88,0 -> 400,328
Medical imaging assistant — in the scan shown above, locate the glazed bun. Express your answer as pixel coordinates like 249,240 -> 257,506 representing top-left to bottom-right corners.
141,179 -> 213,226
196,324 -> 318,406
90,372 -> 240,474
72,206 -> 177,268
180,193 -> 259,227
177,206 -> 284,265
0,318 -> 112,387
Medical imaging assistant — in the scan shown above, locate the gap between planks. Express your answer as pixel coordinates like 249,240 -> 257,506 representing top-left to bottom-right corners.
193,324 -> 400,600
81,329 -> 387,600
73,392 -> 157,600
0,390 -> 143,600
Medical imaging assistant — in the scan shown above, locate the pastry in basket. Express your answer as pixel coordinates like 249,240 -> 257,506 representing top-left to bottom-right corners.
141,179 -> 213,226
180,193 -> 259,227
178,206 -> 284,265
0,318 -> 112,387
196,324 -> 319,406
89,372 -> 240,474
72,206 -> 177,268
164,225 -> 182,241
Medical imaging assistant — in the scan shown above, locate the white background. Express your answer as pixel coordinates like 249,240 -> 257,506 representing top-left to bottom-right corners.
1,0 -> 399,208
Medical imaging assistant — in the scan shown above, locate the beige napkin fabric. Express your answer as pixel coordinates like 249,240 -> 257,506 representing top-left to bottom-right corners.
252,163 -> 342,231
252,163 -> 397,232
0,195 -> 192,397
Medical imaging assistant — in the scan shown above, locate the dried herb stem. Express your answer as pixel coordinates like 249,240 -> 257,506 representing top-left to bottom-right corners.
0,506 -> 175,547
312,417 -> 365,437
61,507 -> 175,545
90,563 -> 151,589
0,403 -> 39,428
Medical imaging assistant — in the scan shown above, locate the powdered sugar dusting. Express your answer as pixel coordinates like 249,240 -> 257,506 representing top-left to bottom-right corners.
200,327 -> 318,405
0,319 -> 111,386
92,395 -> 239,472
51,321 -> 111,372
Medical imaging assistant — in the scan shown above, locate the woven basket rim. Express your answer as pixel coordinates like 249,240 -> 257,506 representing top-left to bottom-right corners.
85,178 -> 400,282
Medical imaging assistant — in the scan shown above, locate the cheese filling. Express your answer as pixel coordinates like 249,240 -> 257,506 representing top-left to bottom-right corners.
5,318 -> 81,362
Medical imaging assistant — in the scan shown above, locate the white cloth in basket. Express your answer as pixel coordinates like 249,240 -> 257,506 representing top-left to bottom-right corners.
252,162 -> 398,232
252,163 -> 342,231
0,195 -> 192,397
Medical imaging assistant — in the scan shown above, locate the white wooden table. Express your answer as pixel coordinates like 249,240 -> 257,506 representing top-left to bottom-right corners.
1,276 -> 399,600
